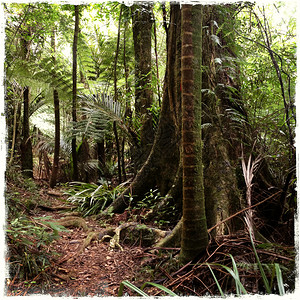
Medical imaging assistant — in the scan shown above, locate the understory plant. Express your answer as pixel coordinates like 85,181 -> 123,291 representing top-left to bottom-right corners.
65,181 -> 125,216
6,216 -> 68,280
126,189 -> 178,228
207,233 -> 286,296
118,280 -> 177,297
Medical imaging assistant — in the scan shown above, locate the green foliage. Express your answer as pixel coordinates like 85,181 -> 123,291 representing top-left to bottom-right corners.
126,189 -> 177,227
249,229 -> 271,293
6,216 -> 67,279
118,280 -> 177,297
70,93 -> 126,143
65,181 -> 125,216
236,3 -> 296,159
6,164 -> 68,280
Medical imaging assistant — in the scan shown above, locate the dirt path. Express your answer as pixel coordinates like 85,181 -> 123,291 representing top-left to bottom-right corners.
7,185 -> 149,297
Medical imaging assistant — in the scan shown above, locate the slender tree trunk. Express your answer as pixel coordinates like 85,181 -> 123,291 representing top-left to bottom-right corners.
179,4 -> 208,263
49,29 -> 60,188
114,6 -> 122,103
113,121 -> 122,184
113,6 -> 123,184
8,100 -> 18,166
72,5 -> 79,181
121,138 -> 126,181
49,90 -> 60,187
20,25 -> 33,177
20,86 -> 33,177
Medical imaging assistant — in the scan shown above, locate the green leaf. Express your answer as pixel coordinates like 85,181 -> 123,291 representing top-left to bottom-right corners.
249,230 -> 272,294
140,282 -> 177,296
275,263 -> 285,296
118,280 -> 149,297
206,263 -> 225,298
229,254 -> 242,295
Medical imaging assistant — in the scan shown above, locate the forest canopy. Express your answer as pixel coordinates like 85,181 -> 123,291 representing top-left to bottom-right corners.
2,0 -> 297,297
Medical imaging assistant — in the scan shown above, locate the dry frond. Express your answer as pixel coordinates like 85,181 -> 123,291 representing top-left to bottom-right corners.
241,146 -> 262,237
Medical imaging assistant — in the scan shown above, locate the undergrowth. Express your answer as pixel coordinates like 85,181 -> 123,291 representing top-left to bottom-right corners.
64,181 -> 125,216
5,165 -> 67,283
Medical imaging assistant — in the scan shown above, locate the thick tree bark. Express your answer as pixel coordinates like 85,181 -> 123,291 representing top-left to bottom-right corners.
131,3 -> 154,166
105,4 -> 182,214
201,5 -> 245,235
72,5 -> 79,181
153,17 -> 161,107
179,4 -> 208,263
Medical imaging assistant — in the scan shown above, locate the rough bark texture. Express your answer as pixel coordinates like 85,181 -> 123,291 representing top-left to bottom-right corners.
201,5 -> 244,235
72,5 -> 79,181
131,3 -> 154,167
179,4 -> 208,263
105,4 -> 182,214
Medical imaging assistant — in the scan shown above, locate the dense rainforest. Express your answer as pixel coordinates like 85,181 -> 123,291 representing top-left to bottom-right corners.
3,1 -> 297,297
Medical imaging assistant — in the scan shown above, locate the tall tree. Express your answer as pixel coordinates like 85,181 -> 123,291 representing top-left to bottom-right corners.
113,5 -> 123,184
105,4 -> 182,214
49,28 -> 60,188
131,3 -> 154,166
107,4 -> 245,241
72,5 -> 80,181
201,5 -> 245,234
180,4 -> 208,263
20,19 -> 33,178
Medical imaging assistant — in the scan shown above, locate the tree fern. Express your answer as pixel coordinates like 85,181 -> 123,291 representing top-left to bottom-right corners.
72,93 -> 133,141
77,33 -> 97,84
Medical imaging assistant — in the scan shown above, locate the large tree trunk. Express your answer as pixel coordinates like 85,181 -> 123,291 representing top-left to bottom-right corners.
72,5 -> 80,181
105,4 -> 182,214
179,4 -> 208,263
107,5 -> 247,246
201,5 -> 245,235
131,3 -> 154,167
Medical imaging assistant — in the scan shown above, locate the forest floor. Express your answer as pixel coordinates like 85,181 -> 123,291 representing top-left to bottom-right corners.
6,180 -> 158,297
6,178 -> 296,297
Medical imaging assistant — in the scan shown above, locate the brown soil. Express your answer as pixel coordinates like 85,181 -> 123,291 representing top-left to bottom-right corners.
6,179 -> 296,297
6,182 -> 153,297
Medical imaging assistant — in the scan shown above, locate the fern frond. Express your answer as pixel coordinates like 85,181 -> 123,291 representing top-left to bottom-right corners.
79,92 -> 129,133
29,91 -> 47,117
77,33 -> 97,82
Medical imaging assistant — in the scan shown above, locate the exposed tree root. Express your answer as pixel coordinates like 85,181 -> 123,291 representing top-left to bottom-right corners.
55,216 -> 89,232
78,222 -> 170,254
37,204 -> 75,211
155,218 -> 182,248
